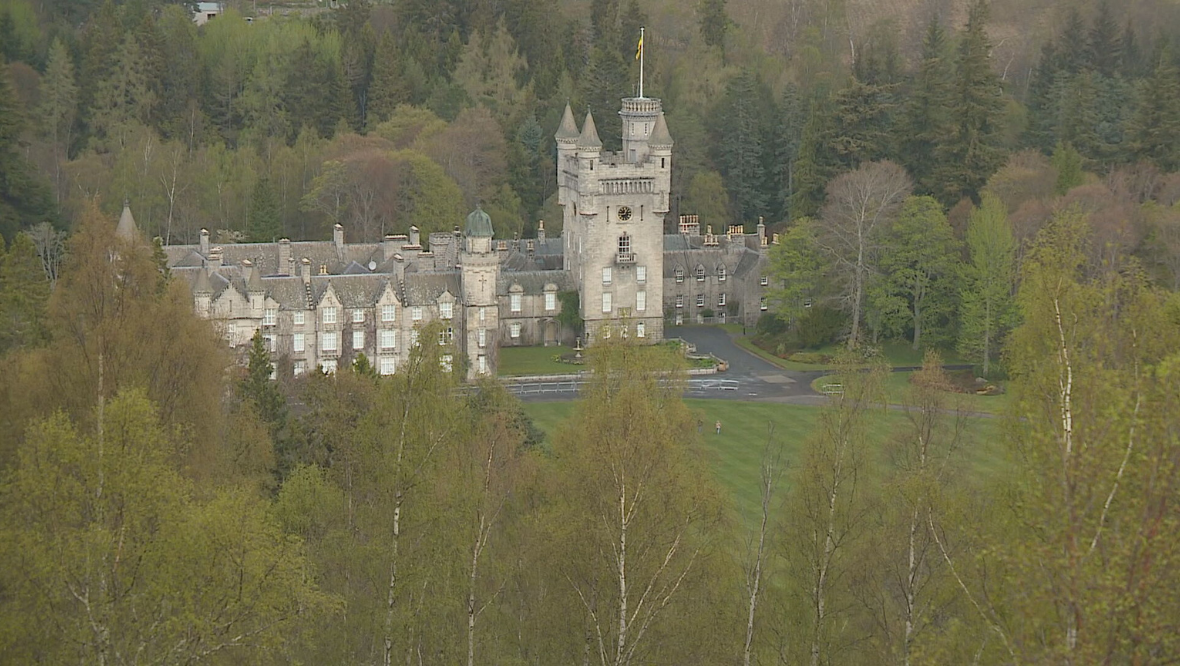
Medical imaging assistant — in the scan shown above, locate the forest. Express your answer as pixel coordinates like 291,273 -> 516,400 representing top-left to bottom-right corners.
1,0 -> 1180,663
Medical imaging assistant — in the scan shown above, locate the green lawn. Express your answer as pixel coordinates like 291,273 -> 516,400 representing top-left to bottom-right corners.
523,399 -> 1005,525
810,372 -> 1012,416
497,345 -> 579,377
735,336 -> 967,372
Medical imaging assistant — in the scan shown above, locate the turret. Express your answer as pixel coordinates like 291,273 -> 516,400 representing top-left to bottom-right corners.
463,205 -> 494,255
116,199 -> 139,242
577,110 -> 602,216
619,97 -> 662,164
647,111 -> 674,213
193,266 -> 213,316
555,103 -> 580,208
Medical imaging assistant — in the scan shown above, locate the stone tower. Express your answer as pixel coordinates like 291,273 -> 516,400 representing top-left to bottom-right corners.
555,98 -> 672,343
460,205 -> 499,380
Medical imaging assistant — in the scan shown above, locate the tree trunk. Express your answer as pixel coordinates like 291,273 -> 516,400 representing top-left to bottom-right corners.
912,299 -> 922,350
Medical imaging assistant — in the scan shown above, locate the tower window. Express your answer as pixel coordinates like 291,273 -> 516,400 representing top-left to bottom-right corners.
661,158 -> 666,168
618,234 -> 631,256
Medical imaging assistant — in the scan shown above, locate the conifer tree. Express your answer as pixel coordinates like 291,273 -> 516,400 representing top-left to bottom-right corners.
699,0 -> 731,59
931,0 -> 1004,205
0,58 -> 55,242
240,330 -> 287,435
581,45 -> 629,150
249,175 -> 282,242
0,233 -> 50,353
771,84 -> 804,222
368,32 -> 411,127
1087,0 -> 1121,78
711,70 -> 773,223
1128,52 -> 1180,171
93,31 -> 157,147
1025,41 -> 1062,152
899,17 -> 954,195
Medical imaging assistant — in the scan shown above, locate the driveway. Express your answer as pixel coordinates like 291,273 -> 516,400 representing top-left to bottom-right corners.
672,326 -> 822,401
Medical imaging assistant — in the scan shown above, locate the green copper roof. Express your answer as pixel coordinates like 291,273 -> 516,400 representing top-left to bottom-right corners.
465,205 -> 494,238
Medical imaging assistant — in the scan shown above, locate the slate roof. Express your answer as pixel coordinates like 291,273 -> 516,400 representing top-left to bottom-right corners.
403,270 -> 460,306
497,270 -> 574,295
578,110 -> 602,149
555,103 -> 580,141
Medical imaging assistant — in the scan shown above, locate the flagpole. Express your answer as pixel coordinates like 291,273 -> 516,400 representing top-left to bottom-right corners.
639,26 -> 645,98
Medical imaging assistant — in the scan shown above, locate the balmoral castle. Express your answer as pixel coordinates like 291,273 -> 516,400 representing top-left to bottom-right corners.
149,95 -> 771,380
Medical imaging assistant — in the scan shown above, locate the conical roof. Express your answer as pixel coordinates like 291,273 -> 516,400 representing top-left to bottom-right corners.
246,263 -> 264,292
648,111 -> 673,147
464,205 -> 494,238
116,199 -> 139,240
555,103 -> 580,141
193,267 -> 213,295
578,110 -> 602,149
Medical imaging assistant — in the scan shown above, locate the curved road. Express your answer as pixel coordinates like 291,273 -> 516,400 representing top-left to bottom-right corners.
673,326 -> 824,402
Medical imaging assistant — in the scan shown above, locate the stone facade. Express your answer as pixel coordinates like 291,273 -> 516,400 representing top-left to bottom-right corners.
158,96 -> 771,380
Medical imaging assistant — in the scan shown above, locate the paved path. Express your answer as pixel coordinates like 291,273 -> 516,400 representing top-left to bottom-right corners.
673,326 -> 822,401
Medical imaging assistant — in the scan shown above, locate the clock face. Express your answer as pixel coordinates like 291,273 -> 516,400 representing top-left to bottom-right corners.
618,206 -> 633,221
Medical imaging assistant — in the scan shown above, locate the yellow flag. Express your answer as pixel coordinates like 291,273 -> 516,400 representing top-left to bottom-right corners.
635,33 -> 643,60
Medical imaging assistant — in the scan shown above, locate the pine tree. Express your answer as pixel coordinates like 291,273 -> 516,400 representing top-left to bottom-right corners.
1128,52 -> 1180,171
241,331 -> 287,435
932,0 -> 1004,205
368,32 -> 410,127
771,84 -> 804,222
699,0 -> 731,58
900,17 -> 954,194
1058,8 -> 1088,76
1087,0 -> 1121,78
580,45 -> 629,150
38,39 -> 77,204
1051,141 -> 1084,195
789,100 -> 834,219
711,70 -> 773,224
93,31 -> 158,147
249,176 -> 282,242
1056,71 -> 1101,164
1119,21 -> 1142,78
0,58 -> 55,242
1025,41 -> 1062,152
828,79 -> 896,171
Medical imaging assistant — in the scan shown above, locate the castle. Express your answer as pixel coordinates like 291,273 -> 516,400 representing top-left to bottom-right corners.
156,96 -> 771,380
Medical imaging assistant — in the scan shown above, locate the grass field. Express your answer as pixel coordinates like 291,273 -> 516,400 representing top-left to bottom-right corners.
497,345 -> 579,376
736,336 -> 967,372
810,372 -> 1012,415
523,398 -> 1005,525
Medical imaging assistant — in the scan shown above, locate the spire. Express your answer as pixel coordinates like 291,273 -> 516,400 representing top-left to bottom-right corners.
193,266 -> 213,295
578,110 -> 602,149
648,111 -> 673,148
555,102 -> 580,141
116,199 -> 139,241
246,262 -> 264,293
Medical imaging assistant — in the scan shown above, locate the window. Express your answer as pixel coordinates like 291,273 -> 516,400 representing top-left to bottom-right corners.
380,357 -> 396,375
636,290 -> 646,312
321,359 -> 337,374
411,306 -> 423,321
410,329 -> 420,347
477,328 -> 486,347
293,332 -> 306,353
675,294 -> 684,308
760,296 -> 768,311
226,323 -> 236,343
602,325 -> 611,339
675,313 -> 683,326
479,307 -> 487,324
322,307 -> 337,325
695,266 -> 705,282
264,334 -> 276,352
321,331 -> 338,352
760,275 -> 769,287
545,292 -> 556,311
382,304 -> 397,322
380,329 -> 397,350
637,265 -> 646,283
440,301 -> 453,319
602,267 -> 612,285
718,265 -> 727,282
438,327 -> 453,345
477,355 -> 487,374
352,308 -> 364,323
264,308 -> 277,326
353,330 -> 365,350
441,355 -> 453,372
696,294 -> 705,307
803,298 -> 813,308
675,268 -> 684,283
293,311 -> 305,326
294,360 -> 307,376
602,292 -> 612,313
510,294 -> 522,313
510,322 -> 521,338
718,293 -> 727,307
618,234 -> 631,255
636,322 -> 646,338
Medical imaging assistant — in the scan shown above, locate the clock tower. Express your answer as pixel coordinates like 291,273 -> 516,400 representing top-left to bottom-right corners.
555,96 -> 673,342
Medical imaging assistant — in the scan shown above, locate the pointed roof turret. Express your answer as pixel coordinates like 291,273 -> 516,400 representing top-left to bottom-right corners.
116,199 -> 139,241
246,262 -> 264,293
578,110 -> 602,149
555,102 -> 580,142
648,111 -> 673,148
193,267 -> 213,295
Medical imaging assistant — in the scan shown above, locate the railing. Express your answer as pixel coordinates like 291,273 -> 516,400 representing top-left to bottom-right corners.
616,252 -> 636,264
498,377 -> 739,397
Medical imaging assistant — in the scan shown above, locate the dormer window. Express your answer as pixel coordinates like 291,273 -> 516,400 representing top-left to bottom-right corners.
440,301 -> 453,319
695,266 -> 705,282
675,268 -> 684,283
718,265 -> 727,282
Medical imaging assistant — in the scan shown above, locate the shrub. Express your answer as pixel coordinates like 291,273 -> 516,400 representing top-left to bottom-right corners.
793,306 -> 846,349
788,351 -> 834,364
756,313 -> 788,336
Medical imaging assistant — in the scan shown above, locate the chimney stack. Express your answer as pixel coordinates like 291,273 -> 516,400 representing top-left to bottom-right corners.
300,257 -> 311,284
278,238 -> 291,274
209,247 -> 223,271
333,224 -> 344,253
241,259 -> 253,285
199,229 -> 210,255
537,220 -> 546,241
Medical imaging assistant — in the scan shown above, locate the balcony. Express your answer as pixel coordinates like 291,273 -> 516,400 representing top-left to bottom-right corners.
616,252 -> 636,264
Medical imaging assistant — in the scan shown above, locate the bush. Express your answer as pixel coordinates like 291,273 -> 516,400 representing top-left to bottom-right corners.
788,351 -> 834,364
756,313 -> 788,337
793,306 -> 846,349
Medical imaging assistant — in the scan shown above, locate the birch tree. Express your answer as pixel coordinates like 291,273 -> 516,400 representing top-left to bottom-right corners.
958,193 -> 1016,377
816,161 -> 912,349
783,356 -> 886,666
554,338 -> 730,666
